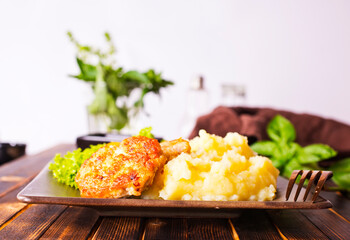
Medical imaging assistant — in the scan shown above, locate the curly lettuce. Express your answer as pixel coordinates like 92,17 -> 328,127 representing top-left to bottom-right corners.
49,144 -> 104,189
136,126 -> 155,138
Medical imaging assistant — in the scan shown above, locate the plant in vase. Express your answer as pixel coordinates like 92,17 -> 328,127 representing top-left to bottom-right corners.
67,32 -> 173,133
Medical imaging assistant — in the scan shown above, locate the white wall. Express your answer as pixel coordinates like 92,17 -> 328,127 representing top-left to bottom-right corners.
1,0 -> 349,154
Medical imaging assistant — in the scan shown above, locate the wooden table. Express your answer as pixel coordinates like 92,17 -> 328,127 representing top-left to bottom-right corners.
0,144 -> 349,239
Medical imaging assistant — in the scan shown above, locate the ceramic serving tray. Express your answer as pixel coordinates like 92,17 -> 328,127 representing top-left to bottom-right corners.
17,163 -> 332,218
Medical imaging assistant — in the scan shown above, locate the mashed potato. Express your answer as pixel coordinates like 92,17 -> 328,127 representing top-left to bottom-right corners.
142,130 -> 279,201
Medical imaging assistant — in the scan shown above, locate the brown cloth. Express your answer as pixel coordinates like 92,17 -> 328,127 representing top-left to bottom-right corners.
189,106 -> 350,160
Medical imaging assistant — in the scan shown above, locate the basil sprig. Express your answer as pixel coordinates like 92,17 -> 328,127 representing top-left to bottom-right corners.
251,115 -> 350,192
67,32 -> 173,131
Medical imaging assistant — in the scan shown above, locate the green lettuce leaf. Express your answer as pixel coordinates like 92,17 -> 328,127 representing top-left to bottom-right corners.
137,126 -> 155,139
48,144 -> 104,189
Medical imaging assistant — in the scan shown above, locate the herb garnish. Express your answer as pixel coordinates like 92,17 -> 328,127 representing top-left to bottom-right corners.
67,32 -> 173,131
251,115 -> 350,193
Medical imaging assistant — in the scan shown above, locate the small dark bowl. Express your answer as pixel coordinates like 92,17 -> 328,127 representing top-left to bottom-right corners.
76,133 -> 163,150
76,133 -> 131,150
0,143 -> 26,165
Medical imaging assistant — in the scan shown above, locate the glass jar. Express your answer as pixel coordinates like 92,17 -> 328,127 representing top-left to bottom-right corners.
221,84 -> 246,107
180,76 -> 210,138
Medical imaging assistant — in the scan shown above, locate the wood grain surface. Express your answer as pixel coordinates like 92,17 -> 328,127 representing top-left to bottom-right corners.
232,210 -> 281,240
40,206 -> 99,239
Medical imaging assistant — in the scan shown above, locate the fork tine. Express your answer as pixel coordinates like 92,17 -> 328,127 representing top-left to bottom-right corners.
286,170 -> 333,202
294,170 -> 311,201
303,171 -> 321,201
286,170 -> 302,201
311,171 -> 333,202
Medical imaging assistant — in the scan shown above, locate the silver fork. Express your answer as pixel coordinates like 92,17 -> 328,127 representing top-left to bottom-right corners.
285,170 -> 333,202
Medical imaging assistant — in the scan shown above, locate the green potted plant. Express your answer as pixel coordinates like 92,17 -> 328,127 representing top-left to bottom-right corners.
67,32 -> 173,133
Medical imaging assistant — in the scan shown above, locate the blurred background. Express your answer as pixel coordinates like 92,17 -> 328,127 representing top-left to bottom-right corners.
0,0 -> 349,154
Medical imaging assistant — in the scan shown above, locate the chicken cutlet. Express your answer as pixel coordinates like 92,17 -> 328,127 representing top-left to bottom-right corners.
160,138 -> 191,161
75,136 -> 190,198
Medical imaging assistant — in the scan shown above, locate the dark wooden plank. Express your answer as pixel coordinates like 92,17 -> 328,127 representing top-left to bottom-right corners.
0,204 -> 67,239
0,144 -> 75,197
0,185 -> 27,226
40,206 -> 99,240
186,218 -> 233,240
143,218 -> 233,240
231,210 -> 281,240
320,191 -> 350,221
267,210 -> 328,239
143,218 -> 188,239
300,209 -> 350,240
91,217 -> 144,240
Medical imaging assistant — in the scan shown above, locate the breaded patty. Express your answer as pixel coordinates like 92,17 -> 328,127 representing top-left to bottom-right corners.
75,136 -> 166,198
75,136 -> 191,198
160,138 -> 191,161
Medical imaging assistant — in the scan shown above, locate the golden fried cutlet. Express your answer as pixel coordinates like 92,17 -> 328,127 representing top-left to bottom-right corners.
75,136 -> 166,198
160,138 -> 191,161
75,136 -> 191,198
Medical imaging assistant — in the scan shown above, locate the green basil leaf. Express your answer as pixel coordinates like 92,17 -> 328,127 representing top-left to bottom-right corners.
105,69 -> 129,98
329,158 -> 350,190
304,144 -> 337,159
283,159 -> 309,179
76,58 -> 97,81
332,173 -> 350,190
123,70 -> 149,84
143,69 -> 174,93
267,115 -> 296,143
280,142 -> 300,160
329,158 -> 350,172
270,157 -> 288,170
268,142 -> 300,170
251,141 -> 278,157
296,149 -> 319,164
298,144 -> 337,164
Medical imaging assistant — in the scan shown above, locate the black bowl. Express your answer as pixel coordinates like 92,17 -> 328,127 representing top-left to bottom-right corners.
76,133 -> 131,150
0,143 -> 26,165
76,133 -> 163,150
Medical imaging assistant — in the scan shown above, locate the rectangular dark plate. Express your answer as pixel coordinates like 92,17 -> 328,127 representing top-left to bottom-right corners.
17,163 -> 332,218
